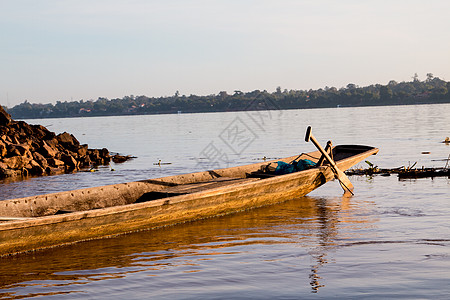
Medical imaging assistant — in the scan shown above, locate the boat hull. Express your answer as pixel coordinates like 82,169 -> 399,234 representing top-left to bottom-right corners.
0,145 -> 378,256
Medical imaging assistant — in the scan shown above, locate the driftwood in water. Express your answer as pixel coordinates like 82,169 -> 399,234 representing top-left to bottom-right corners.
397,168 -> 450,179
346,162 -> 450,179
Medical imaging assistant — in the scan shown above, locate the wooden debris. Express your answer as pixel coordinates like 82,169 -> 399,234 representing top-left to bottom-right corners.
397,168 -> 450,179
345,159 -> 450,179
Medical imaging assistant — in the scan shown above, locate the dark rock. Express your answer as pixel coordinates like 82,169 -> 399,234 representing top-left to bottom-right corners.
112,155 -> 136,163
45,138 -> 59,149
2,155 -> 31,169
33,152 -> 49,169
26,159 -> 41,171
0,105 -> 12,126
0,167 -> 19,178
79,155 -> 91,167
100,148 -> 109,157
0,116 -> 132,180
57,132 -> 80,150
45,166 -> 62,175
2,135 -> 11,143
0,161 -> 8,172
31,124 -> 55,140
7,143 -> 30,157
64,149 -> 78,158
0,141 -> 7,158
16,121 -> 34,136
29,164 -> 45,176
47,158 -> 65,168
88,149 -> 101,164
61,153 -> 78,171
77,144 -> 88,157
38,142 -> 58,158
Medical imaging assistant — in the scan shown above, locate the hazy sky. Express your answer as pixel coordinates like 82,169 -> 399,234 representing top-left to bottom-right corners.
1,0 -> 449,106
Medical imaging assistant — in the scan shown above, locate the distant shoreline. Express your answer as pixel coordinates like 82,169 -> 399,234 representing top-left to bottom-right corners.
11,101 -> 450,121
6,77 -> 450,120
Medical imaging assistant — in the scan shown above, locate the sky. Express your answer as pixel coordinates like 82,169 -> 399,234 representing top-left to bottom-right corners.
1,0 -> 449,106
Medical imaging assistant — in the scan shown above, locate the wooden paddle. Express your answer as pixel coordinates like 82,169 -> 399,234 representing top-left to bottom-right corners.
305,126 -> 354,196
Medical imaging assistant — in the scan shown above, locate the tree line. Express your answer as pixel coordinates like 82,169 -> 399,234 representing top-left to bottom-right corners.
6,74 -> 450,119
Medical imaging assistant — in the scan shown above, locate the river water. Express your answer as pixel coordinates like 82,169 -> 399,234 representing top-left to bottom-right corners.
0,104 -> 449,299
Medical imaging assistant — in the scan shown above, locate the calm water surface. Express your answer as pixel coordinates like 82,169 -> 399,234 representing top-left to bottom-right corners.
0,104 -> 449,299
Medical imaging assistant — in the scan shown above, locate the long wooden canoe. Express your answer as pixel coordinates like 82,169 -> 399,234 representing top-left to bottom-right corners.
0,144 -> 378,256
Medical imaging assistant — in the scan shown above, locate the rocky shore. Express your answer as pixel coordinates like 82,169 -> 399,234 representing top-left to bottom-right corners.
1,105 -> 113,179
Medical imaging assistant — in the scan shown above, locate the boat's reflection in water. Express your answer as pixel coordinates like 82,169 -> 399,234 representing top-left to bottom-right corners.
0,195 -> 376,297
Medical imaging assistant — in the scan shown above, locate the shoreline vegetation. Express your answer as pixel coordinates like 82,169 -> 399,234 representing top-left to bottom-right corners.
5,74 -> 450,119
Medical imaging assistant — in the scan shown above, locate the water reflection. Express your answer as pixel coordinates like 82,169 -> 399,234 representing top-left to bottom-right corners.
0,196 -> 376,298
308,197 -> 342,292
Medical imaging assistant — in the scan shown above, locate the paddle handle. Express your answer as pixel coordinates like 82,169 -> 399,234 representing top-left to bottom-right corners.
305,127 -> 338,171
305,126 -> 312,142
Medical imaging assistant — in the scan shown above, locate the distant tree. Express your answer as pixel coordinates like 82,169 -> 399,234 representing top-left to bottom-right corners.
388,80 -> 398,86
218,91 -> 228,99
6,75 -> 450,120
275,86 -> 282,94
379,86 -> 393,101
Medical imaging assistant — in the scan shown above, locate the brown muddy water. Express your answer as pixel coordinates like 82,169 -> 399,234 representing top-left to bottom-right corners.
1,104 -> 449,299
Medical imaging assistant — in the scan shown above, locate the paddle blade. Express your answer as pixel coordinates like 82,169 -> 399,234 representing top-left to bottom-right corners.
335,168 -> 354,196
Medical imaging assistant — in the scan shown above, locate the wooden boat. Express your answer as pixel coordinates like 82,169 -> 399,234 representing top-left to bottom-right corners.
0,140 -> 378,256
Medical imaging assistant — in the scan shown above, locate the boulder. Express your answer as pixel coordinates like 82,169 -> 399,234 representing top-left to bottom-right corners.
30,124 -> 55,140
30,125 -> 47,139
88,149 -> 101,164
47,158 -> 65,168
0,168 -> 19,178
0,105 -> 11,126
39,142 -> 58,158
0,161 -> 8,172
57,132 -> 80,149
0,114 -> 130,180
64,149 -> 78,159
45,138 -> 59,149
61,153 -> 78,171
32,152 -> 49,169
7,143 -> 30,157
15,121 -> 34,136
0,141 -> 6,158
45,166 -> 62,175
29,164 -> 45,176
77,144 -> 88,157
100,148 -> 111,164
79,155 -> 91,167
2,155 -> 31,169
112,154 -> 135,163
26,160 -> 45,176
